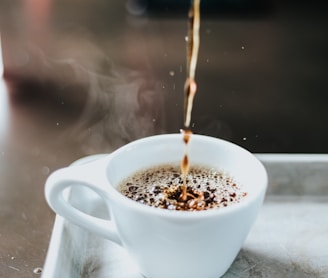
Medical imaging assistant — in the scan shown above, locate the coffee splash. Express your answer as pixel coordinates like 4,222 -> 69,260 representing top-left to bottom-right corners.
120,0 -> 248,211
180,0 -> 201,203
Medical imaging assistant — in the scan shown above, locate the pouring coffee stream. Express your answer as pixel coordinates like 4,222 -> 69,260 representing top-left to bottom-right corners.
184,0 -> 200,129
179,0 -> 202,206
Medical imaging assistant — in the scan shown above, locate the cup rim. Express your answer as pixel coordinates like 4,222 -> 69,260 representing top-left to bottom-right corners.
105,133 -> 268,220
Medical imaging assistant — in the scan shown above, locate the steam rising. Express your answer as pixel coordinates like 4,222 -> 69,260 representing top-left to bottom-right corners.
76,63 -> 165,153
32,43 -> 166,154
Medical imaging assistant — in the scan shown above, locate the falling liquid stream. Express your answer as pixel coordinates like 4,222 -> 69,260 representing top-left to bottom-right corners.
180,0 -> 201,201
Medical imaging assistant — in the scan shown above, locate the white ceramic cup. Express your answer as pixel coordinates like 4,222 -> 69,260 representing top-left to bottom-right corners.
45,133 -> 267,278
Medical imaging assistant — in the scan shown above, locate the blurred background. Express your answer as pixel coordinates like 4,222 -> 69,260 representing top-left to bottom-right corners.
1,1 -> 328,277
1,0 -> 328,154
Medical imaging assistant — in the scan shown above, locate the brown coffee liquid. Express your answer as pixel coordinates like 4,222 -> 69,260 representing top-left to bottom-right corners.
184,0 -> 200,129
179,0 -> 201,202
118,164 -> 247,211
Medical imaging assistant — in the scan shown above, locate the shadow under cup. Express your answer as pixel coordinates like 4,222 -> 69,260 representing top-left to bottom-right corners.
45,134 -> 268,278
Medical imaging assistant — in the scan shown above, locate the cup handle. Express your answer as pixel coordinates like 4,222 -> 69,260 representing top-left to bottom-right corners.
45,158 -> 122,246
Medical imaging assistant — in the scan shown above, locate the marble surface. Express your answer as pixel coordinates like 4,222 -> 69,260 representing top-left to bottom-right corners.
42,154 -> 328,278
228,196 -> 328,278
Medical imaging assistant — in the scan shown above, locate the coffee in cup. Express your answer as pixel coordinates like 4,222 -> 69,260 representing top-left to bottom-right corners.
118,163 -> 247,211
45,134 -> 267,278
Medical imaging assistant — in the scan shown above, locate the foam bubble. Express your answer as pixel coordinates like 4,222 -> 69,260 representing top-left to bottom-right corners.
118,164 -> 247,211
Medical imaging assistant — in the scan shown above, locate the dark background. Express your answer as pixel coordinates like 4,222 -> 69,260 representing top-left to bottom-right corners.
1,1 -> 328,277
1,0 -> 328,154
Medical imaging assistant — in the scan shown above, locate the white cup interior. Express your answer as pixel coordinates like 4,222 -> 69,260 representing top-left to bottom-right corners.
106,134 -> 267,205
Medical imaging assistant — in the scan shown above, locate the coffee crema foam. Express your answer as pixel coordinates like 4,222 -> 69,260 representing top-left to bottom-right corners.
118,164 -> 247,211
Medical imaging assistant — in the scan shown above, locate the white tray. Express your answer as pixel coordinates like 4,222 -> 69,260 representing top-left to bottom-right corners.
42,154 -> 328,278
